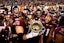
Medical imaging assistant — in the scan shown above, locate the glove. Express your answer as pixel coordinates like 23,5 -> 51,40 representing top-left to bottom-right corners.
26,31 -> 39,39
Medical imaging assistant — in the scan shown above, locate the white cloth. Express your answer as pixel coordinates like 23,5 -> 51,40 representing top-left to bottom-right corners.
4,22 -> 7,26
45,29 -> 50,36
26,31 -> 39,39
0,26 -> 5,32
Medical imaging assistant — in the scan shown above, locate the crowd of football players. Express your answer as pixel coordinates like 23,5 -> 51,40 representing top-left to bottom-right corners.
0,2 -> 64,43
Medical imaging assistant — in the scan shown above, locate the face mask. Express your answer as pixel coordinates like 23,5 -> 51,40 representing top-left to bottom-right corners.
37,11 -> 41,14
23,10 -> 28,13
45,16 -> 52,23
5,15 -> 10,21
6,17 -> 10,21
27,15 -> 32,19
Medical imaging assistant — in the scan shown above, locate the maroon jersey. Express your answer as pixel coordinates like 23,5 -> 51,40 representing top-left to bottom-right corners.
55,26 -> 64,34
43,19 -> 58,29
40,15 -> 45,21
14,18 -> 26,28
10,11 -> 23,21
41,14 -> 58,29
